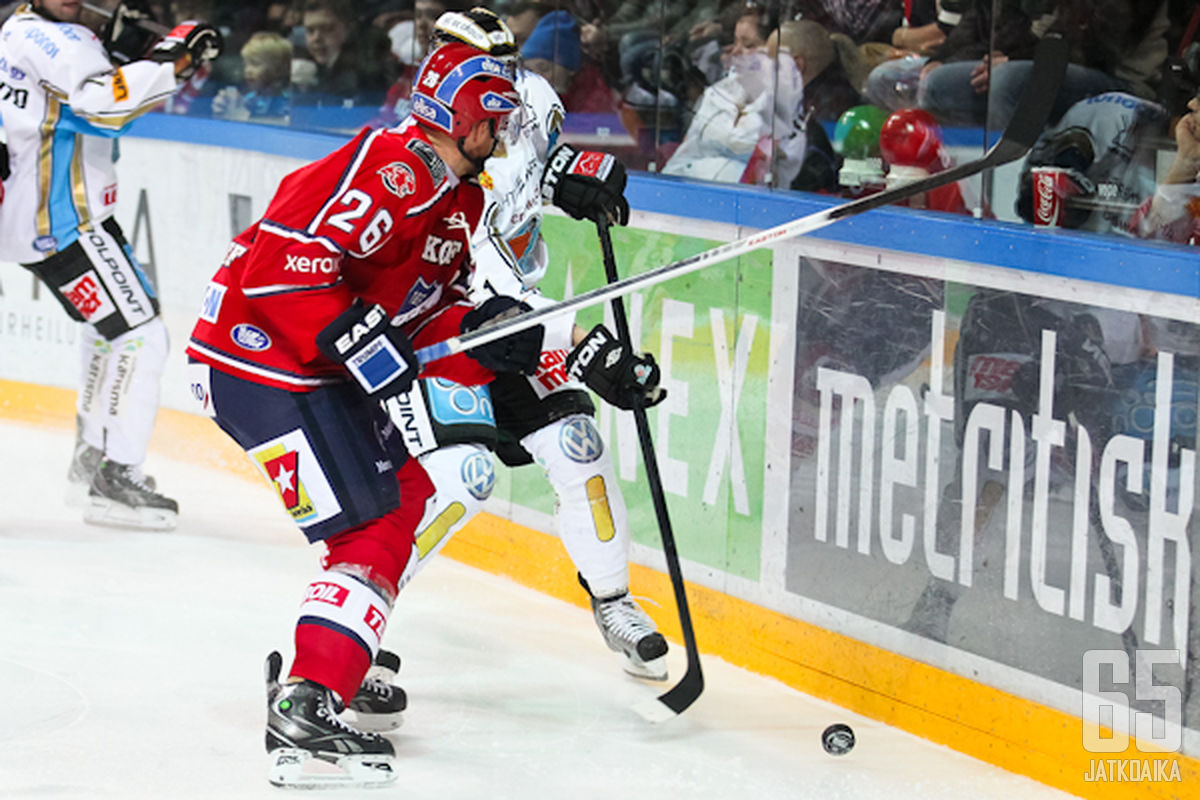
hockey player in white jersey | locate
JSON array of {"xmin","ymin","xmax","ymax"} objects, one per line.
[
  {"xmin": 0, "ymin": 1, "xmax": 220, "ymax": 529},
  {"xmin": 385, "ymin": 7, "xmax": 671, "ymax": 681}
]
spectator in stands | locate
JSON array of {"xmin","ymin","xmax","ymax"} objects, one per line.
[
  {"xmin": 919, "ymin": 0, "xmax": 1169, "ymax": 130},
  {"xmin": 507, "ymin": 1, "xmax": 548, "ymax": 48},
  {"xmin": 522, "ymin": 9, "xmax": 621, "ymax": 113},
  {"xmin": 292, "ymin": 0, "xmax": 390, "ymax": 107},
  {"xmin": 212, "ymin": 31, "xmax": 294, "ymax": 121},
  {"xmin": 662, "ymin": 31, "xmax": 807, "ymax": 187},
  {"xmin": 863, "ymin": 0, "xmax": 950, "ymax": 111},
  {"xmin": 1132, "ymin": 95, "xmax": 1200, "ymax": 244},
  {"xmin": 789, "ymin": 0, "xmax": 903, "ymax": 46},
  {"xmin": 766, "ymin": 18, "xmax": 863, "ymax": 122}
]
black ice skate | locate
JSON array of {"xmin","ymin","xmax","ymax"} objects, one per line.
[
  {"xmin": 84, "ymin": 459, "xmax": 176, "ymax": 531},
  {"xmin": 347, "ymin": 649, "xmax": 407, "ymax": 732},
  {"xmin": 65, "ymin": 438, "xmax": 102, "ymax": 507},
  {"xmin": 264, "ymin": 651, "xmax": 397, "ymax": 789},
  {"xmin": 583, "ymin": 576, "xmax": 669, "ymax": 681}
]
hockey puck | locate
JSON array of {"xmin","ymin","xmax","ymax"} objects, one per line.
[{"xmin": 821, "ymin": 723, "xmax": 855, "ymax": 755}]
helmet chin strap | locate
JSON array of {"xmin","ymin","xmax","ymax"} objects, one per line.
[{"xmin": 456, "ymin": 119, "xmax": 498, "ymax": 176}]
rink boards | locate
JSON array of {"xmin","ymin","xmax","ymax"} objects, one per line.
[{"xmin": 2, "ymin": 115, "xmax": 1199, "ymax": 799}]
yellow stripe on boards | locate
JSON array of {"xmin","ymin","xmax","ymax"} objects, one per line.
[
  {"xmin": 3, "ymin": 377, "xmax": 1197, "ymax": 799},
  {"xmin": 585, "ymin": 474, "xmax": 615, "ymax": 542}
]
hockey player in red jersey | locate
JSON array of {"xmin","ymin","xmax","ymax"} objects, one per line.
[{"xmin": 186, "ymin": 42, "xmax": 555, "ymax": 788}]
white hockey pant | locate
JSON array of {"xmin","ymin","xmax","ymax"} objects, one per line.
[{"xmin": 76, "ymin": 316, "xmax": 168, "ymax": 466}]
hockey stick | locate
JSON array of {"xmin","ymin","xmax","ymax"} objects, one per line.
[
  {"xmin": 594, "ymin": 215, "xmax": 703, "ymax": 722},
  {"xmin": 82, "ymin": 2, "xmax": 172, "ymax": 36},
  {"xmin": 416, "ymin": 32, "xmax": 1069, "ymax": 368}
]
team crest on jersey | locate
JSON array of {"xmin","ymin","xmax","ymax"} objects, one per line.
[
  {"xmin": 378, "ymin": 161, "xmax": 416, "ymax": 198},
  {"xmin": 250, "ymin": 431, "xmax": 341, "ymax": 526},
  {"xmin": 392, "ymin": 276, "xmax": 441, "ymax": 326},
  {"xmin": 62, "ymin": 270, "xmax": 116, "ymax": 322}
]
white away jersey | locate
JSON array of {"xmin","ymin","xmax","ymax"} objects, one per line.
[
  {"xmin": 469, "ymin": 70, "xmax": 577, "ymax": 356},
  {"xmin": 0, "ymin": 5, "xmax": 178, "ymax": 263}
]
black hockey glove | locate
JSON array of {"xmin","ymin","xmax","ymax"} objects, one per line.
[
  {"xmin": 102, "ymin": 0, "xmax": 160, "ymax": 65},
  {"xmin": 149, "ymin": 21, "xmax": 224, "ymax": 80},
  {"xmin": 565, "ymin": 324, "xmax": 665, "ymax": 410},
  {"xmin": 460, "ymin": 296, "xmax": 545, "ymax": 376},
  {"xmin": 541, "ymin": 143, "xmax": 630, "ymax": 225},
  {"xmin": 316, "ymin": 300, "xmax": 419, "ymax": 399}
]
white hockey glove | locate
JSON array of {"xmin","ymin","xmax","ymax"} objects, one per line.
[
  {"xmin": 316, "ymin": 300, "xmax": 419, "ymax": 400},
  {"xmin": 565, "ymin": 324, "xmax": 665, "ymax": 410},
  {"xmin": 149, "ymin": 21, "xmax": 223, "ymax": 80}
]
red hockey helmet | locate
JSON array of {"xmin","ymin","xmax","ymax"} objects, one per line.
[
  {"xmin": 879, "ymin": 108, "xmax": 946, "ymax": 170},
  {"xmin": 411, "ymin": 41, "xmax": 520, "ymax": 139}
]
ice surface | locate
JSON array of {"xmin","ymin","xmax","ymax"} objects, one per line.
[{"xmin": 0, "ymin": 420, "xmax": 1076, "ymax": 799}]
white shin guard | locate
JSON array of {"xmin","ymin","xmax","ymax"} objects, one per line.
[
  {"xmin": 76, "ymin": 317, "xmax": 169, "ymax": 465},
  {"xmin": 520, "ymin": 414, "xmax": 631, "ymax": 597},
  {"xmin": 410, "ymin": 444, "xmax": 495, "ymax": 577}
]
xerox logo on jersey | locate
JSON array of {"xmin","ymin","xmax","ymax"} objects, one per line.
[
  {"xmin": 250, "ymin": 432, "xmax": 341, "ymax": 527},
  {"xmin": 61, "ymin": 271, "xmax": 116, "ymax": 322},
  {"xmin": 421, "ymin": 234, "xmax": 463, "ymax": 265},
  {"xmin": 284, "ymin": 253, "xmax": 338, "ymax": 274},
  {"xmin": 231, "ymin": 323, "xmax": 271, "ymax": 351},
  {"xmin": 305, "ymin": 581, "xmax": 349, "ymax": 606},
  {"xmin": 378, "ymin": 162, "xmax": 416, "ymax": 198}
]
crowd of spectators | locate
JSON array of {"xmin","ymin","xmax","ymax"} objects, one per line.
[{"xmin": 0, "ymin": 0, "xmax": 1196, "ymax": 234}]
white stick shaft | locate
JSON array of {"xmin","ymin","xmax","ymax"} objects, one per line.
[{"xmin": 415, "ymin": 205, "xmax": 839, "ymax": 364}]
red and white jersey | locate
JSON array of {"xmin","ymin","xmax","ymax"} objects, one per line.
[{"xmin": 187, "ymin": 120, "xmax": 493, "ymax": 391}]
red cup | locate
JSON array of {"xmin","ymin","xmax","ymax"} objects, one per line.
[{"xmin": 1031, "ymin": 166, "xmax": 1080, "ymax": 228}]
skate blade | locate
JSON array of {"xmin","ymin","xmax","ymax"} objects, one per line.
[
  {"xmin": 622, "ymin": 653, "xmax": 668, "ymax": 682},
  {"xmin": 267, "ymin": 748, "xmax": 396, "ymax": 789},
  {"xmin": 348, "ymin": 710, "xmax": 404, "ymax": 733},
  {"xmin": 84, "ymin": 498, "xmax": 178, "ymax": 532}
]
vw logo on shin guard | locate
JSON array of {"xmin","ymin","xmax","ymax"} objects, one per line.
[
  {"xmin": 559, "ymin": 417, "xmax": 603, "ymax": 463},
  {"xmin": 461, "ymin": 451, "xmax": 495, "ymax": 501}
]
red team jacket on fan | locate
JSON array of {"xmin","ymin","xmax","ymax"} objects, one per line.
[{"xmin": 187, "ymin": 120, "xmax": 495, "ymax": 390}]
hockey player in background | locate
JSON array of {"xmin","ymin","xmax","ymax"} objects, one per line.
[
  {"xmin": 0, "ymin": 0, "xmax": 221, "ymax": 530},
  {"xmin": 386, "ymin": 7, "xmax": 672, "ymax": 682},
  {"xmin": 186, "ymin": 38, "xmax": 662, "ymax": 786}
]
